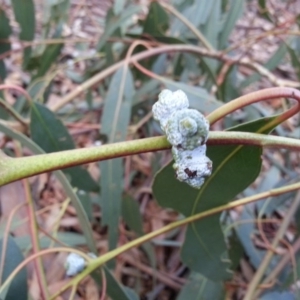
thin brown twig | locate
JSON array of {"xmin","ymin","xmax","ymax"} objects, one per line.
[
  {"xmin": 18, "ymin": 138, "xmax": 49, "ymax": 300},
  {"xmin": 279, "ymin": 238, "xmax": 298, "ymax": 284},
  {"xmin": 0, "ymin": 97, "xmax": 28, "ymax": 126},
  {"xmin": 52, "ymin": 44, "xmax": 299, "ymax": 112},
  {"xmin": 261, "ymin": 237, "xmax": 300, "ymax": 288},
  {"xmin": 257, "ymin": 218, "xmax": 278, "ymax": 254},
  {"xmin": 122, "ymin": 253, "xmax": 183, "ymax": 290},
  {"xmin": 23, "ymin": 178, "xmax": 49, "ymax": 299},
  {"xmin": 0, "ymin": 37, "xmax": 95, "ymax": 61},
  {"xmin": 100, "ymin": 268, "xmax": 107, "ymax": 300}
]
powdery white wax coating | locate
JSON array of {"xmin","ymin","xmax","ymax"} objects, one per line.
[
  {"xmin": 65, "ymin": 253, "xmax": 86, "ymax": 276},
  {"xmin": 165, "ymin": 109, "xmax": 209, "ymax": 150},
  {"xmin": 179, "ymin": 117, "xmax": 198, "ymax": 136},
  {"xmin": 172, "ymin": 145, "xmax": 212, "ymax": 189},
  {"xmin": 152, "ymin": 89, "xmax": 189, "ymax": 130}
]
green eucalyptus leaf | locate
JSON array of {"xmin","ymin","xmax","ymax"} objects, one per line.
[
  {"xmin": 30, "ymin": 102, "xmax": 99, "ymax": 192},
  {"xmin": 34, "ymin": 42, "xmax": 63, "ymax": 79},
  {"xmin": 199, "ymin": 0, "xmax": 220, "ymax": 78},
  {"xmin": 240, "ymin": 43, "xmax": 287, "ymax": 88},
  {"xmin": 124, "ymin": 287, "xmax": 140, "ymax": 300},
  {"xmin": 97, "ymin": 6, "xmax": 142, "ymax": 51},
  {"xmin": 113, "ymin": 0, "xmax": 126, "ymax": 15},
  {"xmin": 0, "ymin": 236, "xmax": 27, "ymax": 300},
  {"xmin": 219, "ymin": 0, "xmax": 244, "ymax": 49},
  {"xmin": 14, "ymin": 232, "xmax": 87, "ymax": 250},
  {"xmin": 0, "ymin": 59, "xmax": 5, "ymax": 82},
  {"xmin": 164, "ymin": 81, "xmax": 222, "ymax": 114},
  {"xmin": 170, "ymin": 1, "xmax": 214, "ymax": 36},
  {"xmin": 143, "ymin": 2, "xmax": 169, "ymax": 36},
  {"xmin": 0, "ymin": 9, "xmax": 12, "ymax": 80},
  {"xmin": 122, "ymin": 196, "xmax": 144, "ymax": 236},
  {"xmin": 228, "ymin": 230, "xmax": 244, "ymax": 271},
  {"xmin": 122, "ymin": 196, "xmax": 156, "ymax": 267},
  {"xmin": 201, "ymin": 0, "xmax": 220, "ymax": 49},
  {"xmin": 286, "ymin": 44, "xmax": 300, "ymax": 80},
  {"xmin": 259, "ymin": 291, "xmax": 295, "ymax": 300},
  {"xmin": 218, "ymin": 65, "xmax": 240, "ymax": 102},
  {"xmin": 153, "ymin": 116, "xmax": 277, "ymax": 280},
  {"xmin": 11, "ymin": 0, "xmax": 35, "ymax": 68},
  {"xmin": 104, "ymin": 266, "xmax": 139, "ymax": 300},
  {"xmin": 177, "ymin": 272, "xmax": 224, "ymax": 300},
  {"xmin": 258, "ymin": 0, "xmax": 273, "ymax": 23},
  {"xmin": 235, "ymin": 209, "xmax": 266, "ymax": 270},
  {"xmin": 99, "ymin": 67, "xmax": 135, "ymax": 255},
  {"xmin": 0, "ymin": 10, "xmax": 11, "ymax": 54}
]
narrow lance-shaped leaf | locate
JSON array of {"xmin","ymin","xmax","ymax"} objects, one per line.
[
  {"xmin": 122, "ymin": 196, "xmax": 156, "ymax": 267},
  {"xmin": 103, "ymin": 266, "xmax": 139, "ymax": 300},
  {"xmin": 97, "ymin": 5, "xmax": 142, "ymax": 51},
  {"xmin": 258, "ymin": 0, "xmax": 273, "ymax": 23},
  {"xmin": 99, "ymin": 67, "xmax": 135, "ymax": 255},
  {"xmin": 113, "ymin": 0, "xmax": 126, "ymax": 15},
  {"xmin": 34, "ymin": 39, "xmax": 63, "ymax": 79},
  {"xmin": 234, "ymin": 209, "xmax": 267, "ymax": 271},
  {"xmin": 240, "ymin": 43, "xmax": 287, "ymax": 88},
  {"xmin": 177, "ymin": 272, "xmax": 224, "ymax": 300},
  {"xmin": 153, "ymin": 116, "xmax": 277, "ymax": 280},
  {"xmin": 219, "ymin": 0, "xmax": 244, "ymax": 49},
  {"xmin": 198, "ymin": 0, "xmax": 221, "ymax": 81},
  {"xmin": 286, "ymin": 42, "xmax": 300, "ymax": 81},
  {"xmin": 11, "ymin": 0, "xmax": 35, "ymax": 68},
  {"xmin": 0, "ymin": 236, "xmax": 27, "ymax": 300},
  {"xmin": 170, "ymin": 1, "xmax": 214, "ymax": 36},
  {"xmin": 143, "ymin": 2, "xmax": 169, "ymax": 36},
  {"xmin": 30, "ymin": 0, "xmax": 69, "ymax": 78},
  {"xmin": 0, "ymin": 9, "xmax": 12, "ymax": 80}
]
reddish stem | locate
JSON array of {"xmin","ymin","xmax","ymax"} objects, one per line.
[{"xmin": 207, "ymin": 87, "xmax": 300, "ymax": 131}]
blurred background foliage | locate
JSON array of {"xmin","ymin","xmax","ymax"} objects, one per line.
[{"xmin": 1, "ymin": 0, "xmax": 300, "ymax": 299}]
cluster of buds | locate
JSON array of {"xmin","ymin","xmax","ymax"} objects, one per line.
[{"xmin": 153, "ymin": 90, "xmax": 212, "ymax": 189}]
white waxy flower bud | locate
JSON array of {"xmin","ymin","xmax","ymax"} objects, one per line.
[
  {"xmin": 153, "ymin": 89, "xmax": 212, "ymax": 189},
  {"xmin": 165, "ymin": 109, "xmax": 209, "ymax": 150},
  {"xmin": 172, "ymin": 146, "xmax": 212, "ymax": 189},
  {"xmin": 152, "ymin": 89, "xmax": 189, "ymax": 130}
]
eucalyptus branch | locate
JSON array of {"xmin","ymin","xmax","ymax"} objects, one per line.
[{"xmin": 1, "ymin": 131, "xmax": 300, "ymax": 187}]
